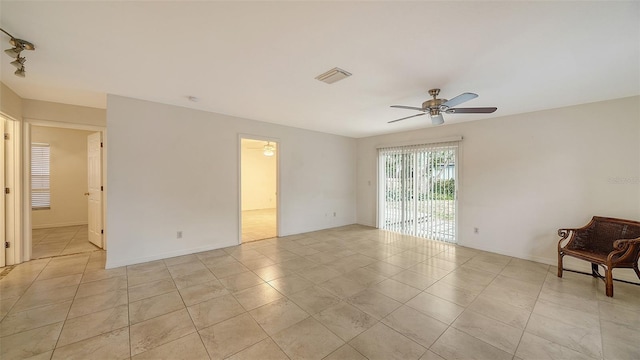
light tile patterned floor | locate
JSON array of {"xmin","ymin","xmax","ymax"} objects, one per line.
[
  {"xmin": 32, "ymin": 226, "xmax": 101, "ymax": 259},
  {"xmin": 242, "ymin": 208, "xmax": 277, "ymax": 242},
  {"xmin": 1, "ymin": 225, "xmax": 639, "ymax": 359}
]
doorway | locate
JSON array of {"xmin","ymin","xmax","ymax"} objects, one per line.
[
  {"xmin": 30, "ymin": 125, "xmax": 103, "ymax": 259},
  {"xmin": 240, "ymin": 138, "xmax": 278, "ymax": 243}
]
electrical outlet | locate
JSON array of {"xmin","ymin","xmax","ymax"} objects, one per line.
[
  {"xmin": 177, "ymin": 231, "xmax": 183, "ymax": 239},
  {"xmin": 474, "ymin": 227, "xmax": 479, "ymax": 234}
]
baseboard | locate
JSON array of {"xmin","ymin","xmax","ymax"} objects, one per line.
[
  {"xmin": 281, "ymin": 220, "xmax": 357, "ymax": 237},
  {"xmin": 32, "ymin": 222, "xmax": 88, "ymax": 230},
  {"xmin": 456, "ymin": 241, "xmax": 640, "ymax": 284},
  {"xmin": 104, "ymin": 239, "xmax": 238, "ymax": 269}
]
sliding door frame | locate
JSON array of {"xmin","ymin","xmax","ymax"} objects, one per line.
[{"xmin": 376, "ymin": 136, "xmax": 462, "ymax": 243}]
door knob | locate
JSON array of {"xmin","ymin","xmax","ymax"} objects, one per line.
[{"xmin": 84, "ymin": 192, "xmax": 90, "ymax": 196}]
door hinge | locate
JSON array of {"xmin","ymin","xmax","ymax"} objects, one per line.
[
  {"xmin": 4, "ymin": 188, "xmax": 9, "ymax": 194},
  {"xmin": 5, "ymin": 242, "xmax": 9, "ymax": 249},
  {"xmin": 101, "ymin": 229, "xmax": 104, "ymax": 234},
  {"xmin": 100, "ymin": 186, "xmax": 103, "ymax": 191},
  {"xmin": 3, "ymin": 133, "xmax": 8, "ymax": 140},
  {"xmin": 100, "ymin": 142, "xmax": 103, "ymax": 148}
]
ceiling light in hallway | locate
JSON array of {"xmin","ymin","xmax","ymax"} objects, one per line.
[{"xmin": 1, "ymin": 27, "xmax": 35, "ymax": 78}]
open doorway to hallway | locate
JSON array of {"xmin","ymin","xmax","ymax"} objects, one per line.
[
  {"xmin": 30, "ymin": 126, "xmax": 102, "ymax": 259},
  {"xmin": 240, "ymin": 138, "xmax": 278, "ymax": 242}
]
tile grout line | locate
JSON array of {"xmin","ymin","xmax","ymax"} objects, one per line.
[
  {"xmin": 48, "ymin": 253, "xmax": 91, "ymax": 358},
  {"xmin": 0, "ymin": 257, "xmax": 51, "ymax": 330},
  {"xmin": 176, "ymin": 256, "xmax": 214, "ymax": 360},
  {"xmin": 507, "ymin": 256, "xmax": 537, "ymax": 360},
  {"xmin": 596, "ymin": 300, "xmax": 605, "ymax": 360},
  {"xmin": 126, "ymin": 263, "xmax": 132, "ymax": 359}
]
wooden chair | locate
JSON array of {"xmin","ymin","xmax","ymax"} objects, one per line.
[{"xmin": 557, "ymin": 216, "xmax": 640, "ymax": 297}]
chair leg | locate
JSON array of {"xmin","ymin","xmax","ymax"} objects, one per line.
[
  {"xmin": 591, "ymin": 263, "xmax": 601, "ymax": 277},
  {"xmin": 633, "ymin": 262, "xmax": 640, "ymax": 280},
  {"xmin": 557, "ymin": 253, "xmax": 563, "ymax": 278},
  {"xmin": 605, "ymin": 268, "xmax": 614, "ymax": 297}
]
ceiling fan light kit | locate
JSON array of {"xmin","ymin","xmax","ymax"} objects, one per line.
[
  {"xmin": 389, "ymin": 88, "xmax": 497, "ymax": 126},
  {"xmin": 431, "ymin": 113, "xmax": 445, "ymax": 125},
  {"xmin": 263, "ymin": 142, "xmax": 275, "ymax": 157},
  {"xmin": 1, "ymin": 28, "xmax": 35, "ymax": 78}
]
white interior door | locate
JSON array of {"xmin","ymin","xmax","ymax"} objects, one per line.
[
  {"xmin": 1, "ymin": 119, "xmax": 6, "ymax": 267},
  {"xmin": 87, "ymin": 132, "xmax": 103, "ymax": 248}
]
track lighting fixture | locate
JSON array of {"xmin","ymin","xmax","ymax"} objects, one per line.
[{"xmin": 1, "ymin": 28, "xmax": 35, "ymax": 78}]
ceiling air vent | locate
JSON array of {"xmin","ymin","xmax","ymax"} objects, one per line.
[{"xmin": 315, "ymin": 67, "xmax": 352, "ymax": 84}]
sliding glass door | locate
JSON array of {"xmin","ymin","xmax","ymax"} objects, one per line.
[{"xmin": 379, "ymin": 141, "xmax": 458, "ymax": 243}]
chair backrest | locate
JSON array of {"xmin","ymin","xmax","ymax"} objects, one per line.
[{"xmin": 569, "ymin": 216, "xmax": 640, "ymax": 254}]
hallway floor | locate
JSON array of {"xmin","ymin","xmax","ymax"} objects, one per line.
[
  {"xmin": 31, "ymin": 226, "xmax": 101, "ymax": 259},
  {"xmin": 1, "ymin": 225, "xmax": 638, "ymax": 359},
  {"xmin": 242, "ymin": 208, "xmax": 277, "ymax": 242}
]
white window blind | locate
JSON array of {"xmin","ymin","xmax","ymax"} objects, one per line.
[
  {"xmin": 378, "ymin": 141, "xmax": 459, "ymax": 243},
  {"xmin": 32, "ymin": 143, "xmax": 51, "ymax": 210}
]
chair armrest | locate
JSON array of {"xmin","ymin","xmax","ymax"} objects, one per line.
[
  {"xmin": 613, "ymin": 238, "xmax": 640, "ymax": 250},
  {"xmin": 558, "ymin": 228, "xmax": 580, "ymax": 250},
  {"xmin": 558, "ymin": 228, "xmax": 577, "ymax": 240},
  {"xmin": 558, "ymin": 218, "xmax": 599, "ymax": 250},
  {"xmin": 608, "ymin": 238, "xmax": 640, "ymax": 264}
]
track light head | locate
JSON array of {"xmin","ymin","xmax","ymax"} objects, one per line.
[
  {"xmin": 10, "ymin": 57, "xmax": 26, "ymax": 68},
  {"xmin": 14, "ymin": 67, "xmax": 25, "ymax": 77},
  {"xmin": 4, "ymin": 47, "xmax": 22, "ymax": 57}
]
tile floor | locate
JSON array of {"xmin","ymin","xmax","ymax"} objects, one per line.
[
  {"xmin": 1, "ymin": 225, "xmax": 639, "ymax": 360},
  {"xmin": 32, "ymin": 226, "xmax": 101, "ymax": 259},
  {"xmin": 242, "ymin": 208, "xmax": 277, "ymax": 242}
]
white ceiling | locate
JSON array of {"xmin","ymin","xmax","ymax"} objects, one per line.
[{"xmin": 1, "ymin": 1, "xmax": 638, "ymax": 138}]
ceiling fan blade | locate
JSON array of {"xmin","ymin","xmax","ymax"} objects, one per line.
[
  {"xmin": 431, "ymin": 114, "xmax": 444, "ymax": 125},
  {"xmin": 388, "ymin": 113, "xmax": 425, "ymax": 124},
  {"xmin": 446, "ymin": 107, "xmax": 497, "ymax": 114},
  {"xmin": 391, "ymin": 105, "xmax": 424, "ymax": 111},
  {"xmin": 441, "ymin": 92, "xmax": 478, "ymax": 108}
]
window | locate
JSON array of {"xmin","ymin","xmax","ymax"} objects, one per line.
[
  {"xmin": 32, "ymin": 143, "xmax": 51, "ymax": 210},
  {"xmin": 378, "ymin": 140, "xmax": 459, "ymax": 243}
]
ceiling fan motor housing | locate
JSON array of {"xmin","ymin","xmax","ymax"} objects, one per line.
[{"xmin": 422, "ymin": 98, "xmax": 447, "ymax": 112}]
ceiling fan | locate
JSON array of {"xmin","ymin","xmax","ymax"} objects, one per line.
[
  {"xmin": 389, "ymin": 88, "xmax": 497, "ymax": 125},
  {"xmin": 244, "ymin": 140, "xmax": 276, "ymax": 157}
]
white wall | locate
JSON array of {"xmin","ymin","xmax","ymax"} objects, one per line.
[
  {"xmin": 22, "ymin": 99, "xmax": 106, "ymax": 127},
  {"xmin": 1, "ymin": 82, "xmax": 22, "ymax": 120},
  {"xmin": 106, "ymin": 95, "xmax": 356, "ymax": 268},
  {"xmin": 31, "ymin": 126, "xmax": 94, "ymax": 228},
  {"xmin": 357, "ymin": 96, "xmax": 640, "ymax": 280},
  {"xmin": 241, "ymin": 142, "xmax": 277, "ymax": 211}
]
